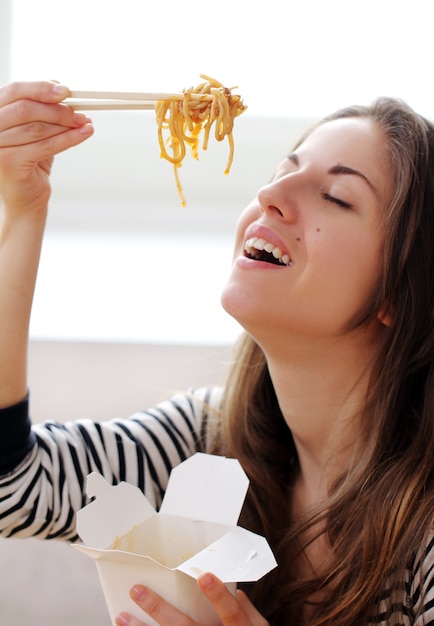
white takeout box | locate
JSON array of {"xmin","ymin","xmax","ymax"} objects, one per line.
[{"xmin": 74, "ymin": 453, "xmax": 277, "ymax": 626}]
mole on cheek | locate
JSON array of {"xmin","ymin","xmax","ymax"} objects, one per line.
[
  {"xmin": 316, "ymin": 228, "xmax": 321, "ymax": 232},
  {"xmin": 295, "ymin": 237, "xmax": 301, "ymax": 242}
]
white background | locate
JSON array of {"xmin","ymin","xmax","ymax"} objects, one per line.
[{"xmin": 8, "ymin": 0, "xmax": 434, "ymax": 118}]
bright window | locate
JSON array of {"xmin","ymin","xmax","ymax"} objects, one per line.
[{"xmin": 8, "ymin": 0, "xmax": 434, "ymax": 118}]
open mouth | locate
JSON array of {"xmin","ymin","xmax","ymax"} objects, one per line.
[{"xmin": 244, "ymin": 237, "xmax": 293, "ymax": 266}]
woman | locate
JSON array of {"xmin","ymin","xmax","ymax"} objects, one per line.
[{"xmin": 0, "ymin": 82, "xmax": 432, "ymax": 625}]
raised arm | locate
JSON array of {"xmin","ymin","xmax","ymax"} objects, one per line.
[{"xmin": 0, "ymin": 81, "xmax": 93, "ymax": 406}]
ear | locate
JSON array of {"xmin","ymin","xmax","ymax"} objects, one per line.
[{"xmin": 377, "ymin": 306, "xmax": 393, "ymax": 327}]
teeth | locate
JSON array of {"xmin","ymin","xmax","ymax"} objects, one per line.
[
  {"xmin": 252, "ymin": 237, "xmax": 266, "ymax": 250},
  {"xmin": 272, "ymin": 247, "xmax": 282, "ymax": 259},
  {"xmin": 245, "ymin": 236, "xmax": 293, "ymax": 266}
]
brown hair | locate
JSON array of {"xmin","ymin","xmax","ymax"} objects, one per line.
[{"xmin": 214, "ymin": 98, "xmax": 434, "ymax": 624}]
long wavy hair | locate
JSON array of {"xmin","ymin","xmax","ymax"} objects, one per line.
[{"xmin": 213, "ymin": 98, "xmax": 434, "ymax": 624}]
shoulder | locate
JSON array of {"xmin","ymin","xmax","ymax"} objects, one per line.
[
  {"xmin": 131, "ymin": 386, "xmax": 223, "ymax": 427},
  {"xmin": 109, "ymin": 386, "xmax": 224, "ymax": 453},
  {"xmin": 137, "ymin": 386, "xmax": 224, "ymax": 451}
]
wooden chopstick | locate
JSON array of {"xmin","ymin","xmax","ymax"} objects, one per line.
[
  {"xmin": 69, "ymin": 90, "xmax": 183, "ymax": 101},
  {"xmin": 66, "ymin": 99, "xmax": 157, "ymax": 111},
  {"xmin": 65, "ymin": 90, "xmax": 214, "ymax": 111}
]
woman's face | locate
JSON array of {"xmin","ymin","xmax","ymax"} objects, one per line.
[{"xmin": 221, "ymin": 117, "xmax": 393, "ymax": 344}]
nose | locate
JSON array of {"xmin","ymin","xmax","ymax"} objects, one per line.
[{"xmin": 256, "ymin": 174, "xmax": 299, "ymax": 222}]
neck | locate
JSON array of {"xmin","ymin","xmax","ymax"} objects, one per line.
[{"xmin": 263, "ymin": 324, "xmax": 381, "ymax": 493}]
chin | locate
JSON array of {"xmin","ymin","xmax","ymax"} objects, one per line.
[
  {"xmin": 220, "ymin": 279, "xmax": 240, "ymax": 319},
  {"xmin": 220, "ymin": 279, "xmax": 266, "ymax": 339},
  {"xmin": 220, "ymin": 279, "xmax": 249, "ymax": 326}
]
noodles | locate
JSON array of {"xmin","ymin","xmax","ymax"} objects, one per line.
[{"xmin": 155, "ymin": 74, "xmax": 247, "ymax": 207}]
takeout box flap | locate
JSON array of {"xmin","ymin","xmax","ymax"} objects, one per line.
[
  {"xmin": 159, "ymin": 452, "xmax": 249, "ymax": 525},
  {"xmin": 76, "ymin": 453, "xmax": 250, "ymax": 548},
  {"xmin": 76, "ymin": 472, "xmax": 156, "ymax": 549},
  {"xmin": 177, "ymin": 526, "xmax": 278, "ymax": 582}
]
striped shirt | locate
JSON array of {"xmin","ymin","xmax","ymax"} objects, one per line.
[{"xmin": 0, "ymin": 387, "xmax": 433, "ymax": 624}]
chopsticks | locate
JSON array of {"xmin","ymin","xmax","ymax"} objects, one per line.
[{"xmin": 65, "ymin": 90, "xmax": 213, "ymax": 111}]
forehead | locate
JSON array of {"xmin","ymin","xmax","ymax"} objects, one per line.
[{"xmin": 298, "ymin": 117, "xmax": 381, "ymax": 158}]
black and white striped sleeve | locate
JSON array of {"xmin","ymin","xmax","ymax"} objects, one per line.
[
  {"xmin": 411, "ymin": 533, "xmax": 434, "ymax": 625},
  {"xmin": 0, "ymin": 386, "xmax": 223, "ymax": 542}
]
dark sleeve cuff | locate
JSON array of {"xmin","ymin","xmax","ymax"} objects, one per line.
[{"xmin": 0, "ymin": 394, "xmax": 36, "ymax": 474}]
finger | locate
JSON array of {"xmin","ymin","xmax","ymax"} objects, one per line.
[
  {"xmin": 198, "ymin": 573, "xmax": 269, "ymax": 626},
  {"xmin": 0, "ymin": 115, "xmax": 91, "ymax": 148},
  {"xmin": 128, "ymin": 584, "xmax": 199, "ymax": 626},
  {"xmin": 197, "ymin": 573, "xmax": 250, "ymax": 625},
  {"xmin": 0, "ymin": 81, "xmax": 70, "ymax": 108},
  {"xmin": 0, "ymin": 100, "xmax": 88, "ymax": 137},
  {"xmin": 115, "ymin": 611, "xmax": 149, "ymax": 626}
]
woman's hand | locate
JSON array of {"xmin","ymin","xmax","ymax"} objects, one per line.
[
  {"xmin": 0, "ymin": 80, "xmax": 93, "ymax": 406},
  {"xmin": 0, "ymin": 80, "xmax": 93, "ymax": 215},
  {"xmin": 115, "ymin": 573, "xmax": 269, "ymax": 626}
]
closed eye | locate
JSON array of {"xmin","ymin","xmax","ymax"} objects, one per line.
[{"xmin": 321, "ymin": 192, "xmax": 352, "ymax": 210}]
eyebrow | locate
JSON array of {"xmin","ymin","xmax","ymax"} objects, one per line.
[{"xmin": 287, "ymin": 153, "xmax": 378, "ymax": 196}]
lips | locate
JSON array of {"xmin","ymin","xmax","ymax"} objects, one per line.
[{"xmin": 244, "ymin": 236, "xmax": 293, "ymax": 267}]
